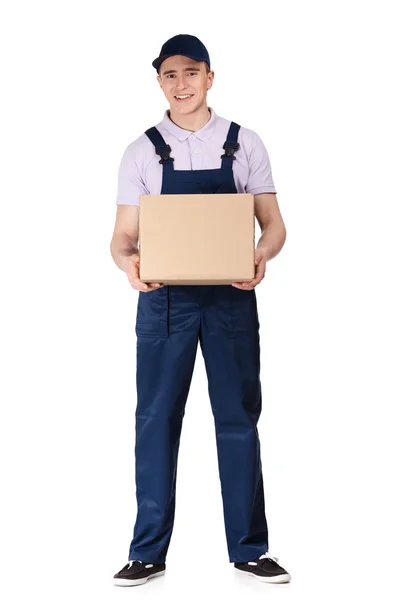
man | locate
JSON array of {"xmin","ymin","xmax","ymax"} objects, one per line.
[{"xmin": 110, "ymin": 34, "xmax": 290, "ymax": 586}]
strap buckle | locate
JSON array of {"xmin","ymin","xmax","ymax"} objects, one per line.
[
  {"xmin": 156, "ymin": 144, "xmax": 174, "ymax": 164},
  {"xmin": 221, "ymin": 141, "xmax": 240, "ymax": 159}
]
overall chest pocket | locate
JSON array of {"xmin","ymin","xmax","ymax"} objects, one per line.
[{"xmin": 135, "ymin": 286, "xmax": 169, "ymax": 338}]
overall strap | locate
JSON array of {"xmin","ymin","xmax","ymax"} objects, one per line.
[
  {"xmin": 145, "ymin": 127, "xmax": 174, "ymax": 169},
  {"xmin": 221, "ymin": 122, "xmax": 241, "ymax": 169}
]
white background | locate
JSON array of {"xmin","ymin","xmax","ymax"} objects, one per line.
[{"xmin": 1, "ymin": 1, "xmax": 394, "ymax": 598}]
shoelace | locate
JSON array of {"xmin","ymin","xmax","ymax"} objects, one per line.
[
  {"xmin": 128, "ymin": 560, "xmax": 153, "ymax": 569},
  {"xmin": 248, "ymin": 551, "xmax": 279, "ymax": 566},
  {"xmin": 128, "ymin": 560, "xmax": 141, "ymax": 567}
]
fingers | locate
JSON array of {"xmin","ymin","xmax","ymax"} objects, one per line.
[
  {"xmin": 127, "ymin": 255, "xmax": 164, "ymax": 291},
  {"xmin": 145, "ymin": 282, "xmax": 165, "ymax": 292},
  {"xmin": 231, "ymin": 271, "xmax": 265, "ymax": 290},
  {"xmin": 231, "ymin": 281, "xmax": 255, "ymax": 290},
  {"xmin": 128, "ymin": 277, "xmax": 164, "ymax": 292},
  {"xmin": 128, "ymin": 277, "xmax": 147, "ymax": 291}
]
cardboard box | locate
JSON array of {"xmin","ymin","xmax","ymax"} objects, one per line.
[{"xmin": 138, "ymin": 193, "xmax": 255, "ymax": 285}]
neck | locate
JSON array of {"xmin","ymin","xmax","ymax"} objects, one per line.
[{"xmin": 168, "ymin": 104, "xmax": 211, "ymax": 133}]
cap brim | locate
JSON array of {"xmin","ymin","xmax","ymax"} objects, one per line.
[
  {"xmin": 152, "ymin": 54, "xmax": 174, "ymax": 71},
  {"xmin": 152, "ymin": 53, "xmax": 207, "ymax": 71}
]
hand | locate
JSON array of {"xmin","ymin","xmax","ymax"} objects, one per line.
[
  {"xmin": 126, "ymin": 253, "xmax": 164, "ymax": 292},
  {"xmin": 231, "ymin": 248, "xmax": 268, "ymax": 290}
]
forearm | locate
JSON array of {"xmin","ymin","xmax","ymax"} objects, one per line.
[
  {"xmin": 256, "ymin": 221, "xmax": 286, "ymax": 261},
  {"xmin": 110, "ymin": 234, "xmax": 139, "ymax": 273}
]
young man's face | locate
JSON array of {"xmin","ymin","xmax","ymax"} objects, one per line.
[{"xmin": 157, "ymin": 55, "xmax": 214, "ymax": 115}]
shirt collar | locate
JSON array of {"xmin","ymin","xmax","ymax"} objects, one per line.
[{"xmin": 161, "ymin": 107, "xmax": 217, "ymax": 142}]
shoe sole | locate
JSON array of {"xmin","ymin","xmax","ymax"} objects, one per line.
[
  {"xmin": 113, "ymin": 570, "xmax": 165, "ymax": 586},
  {"xmin": 235, "ymin": 569, "xmax": 291, "ymax": 584}
]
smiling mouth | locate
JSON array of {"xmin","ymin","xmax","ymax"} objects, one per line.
[{"xmin": 174, "ymin": 94, "xmax": 194, "ymax": 101}]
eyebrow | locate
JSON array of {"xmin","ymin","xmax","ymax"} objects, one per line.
[{"xmin": 161, "ymin": 67, "xmax": 201, "ymax": 76}]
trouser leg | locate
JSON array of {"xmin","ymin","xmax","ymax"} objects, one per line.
[
  {"xmin": 199, "ymin": 285, "xmax": 269, "ymax": 562},
  {"xmin": 129, "ymin": 286, "xmax": 200, "ymax": 563}
]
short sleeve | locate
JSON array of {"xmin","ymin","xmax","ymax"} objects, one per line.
[
  {"xmin": 115, "ymin": 144, "xmax": 149, "ymax": 206},
  {"xmin": 245, "ymin": 132, "xmax": 277, "ymax": 195}
]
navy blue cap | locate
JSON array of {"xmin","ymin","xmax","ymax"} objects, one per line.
[{"xmin": 152, "ymin": 34, "xmax": 210, "ymax": 73}]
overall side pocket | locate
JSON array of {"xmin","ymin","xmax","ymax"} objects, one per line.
[
  {"xmin": 230, "ymin": 286, "xmax": 260, "ymax": 335},
  {"xmin": 135, "ymin": 286, "xmax": 169, "ymax": 338}
]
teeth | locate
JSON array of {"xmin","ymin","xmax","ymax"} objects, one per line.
[{"xmin": 176, "ymin": 95, "xmax": 192, "ymax": 99}]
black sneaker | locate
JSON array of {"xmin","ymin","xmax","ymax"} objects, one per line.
[
  {"xmin": 234, "ymin": 552, "xmax": 291, "ymax": 583},
  {"xmin": 113, "ymin": 559, "xmax": 166, "ymax": 586}
]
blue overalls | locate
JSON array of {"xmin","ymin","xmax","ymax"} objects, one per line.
[{"xmin": 129, "ymin": 121, "xmax": 269, "ymax": 564}]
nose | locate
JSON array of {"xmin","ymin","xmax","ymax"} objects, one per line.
[{"xmin": 175, "ymin": 75, "xmax": 189, "ymax": 91}]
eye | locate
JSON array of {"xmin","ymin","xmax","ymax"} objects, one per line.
[{"xmin": 166, "ymin": 72, "xmax": 197, "ymax": 79}]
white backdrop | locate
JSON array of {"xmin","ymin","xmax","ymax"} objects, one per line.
[{"xmin": 1, "ymin": 1, "xmax": 394, "ymax": 598}]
